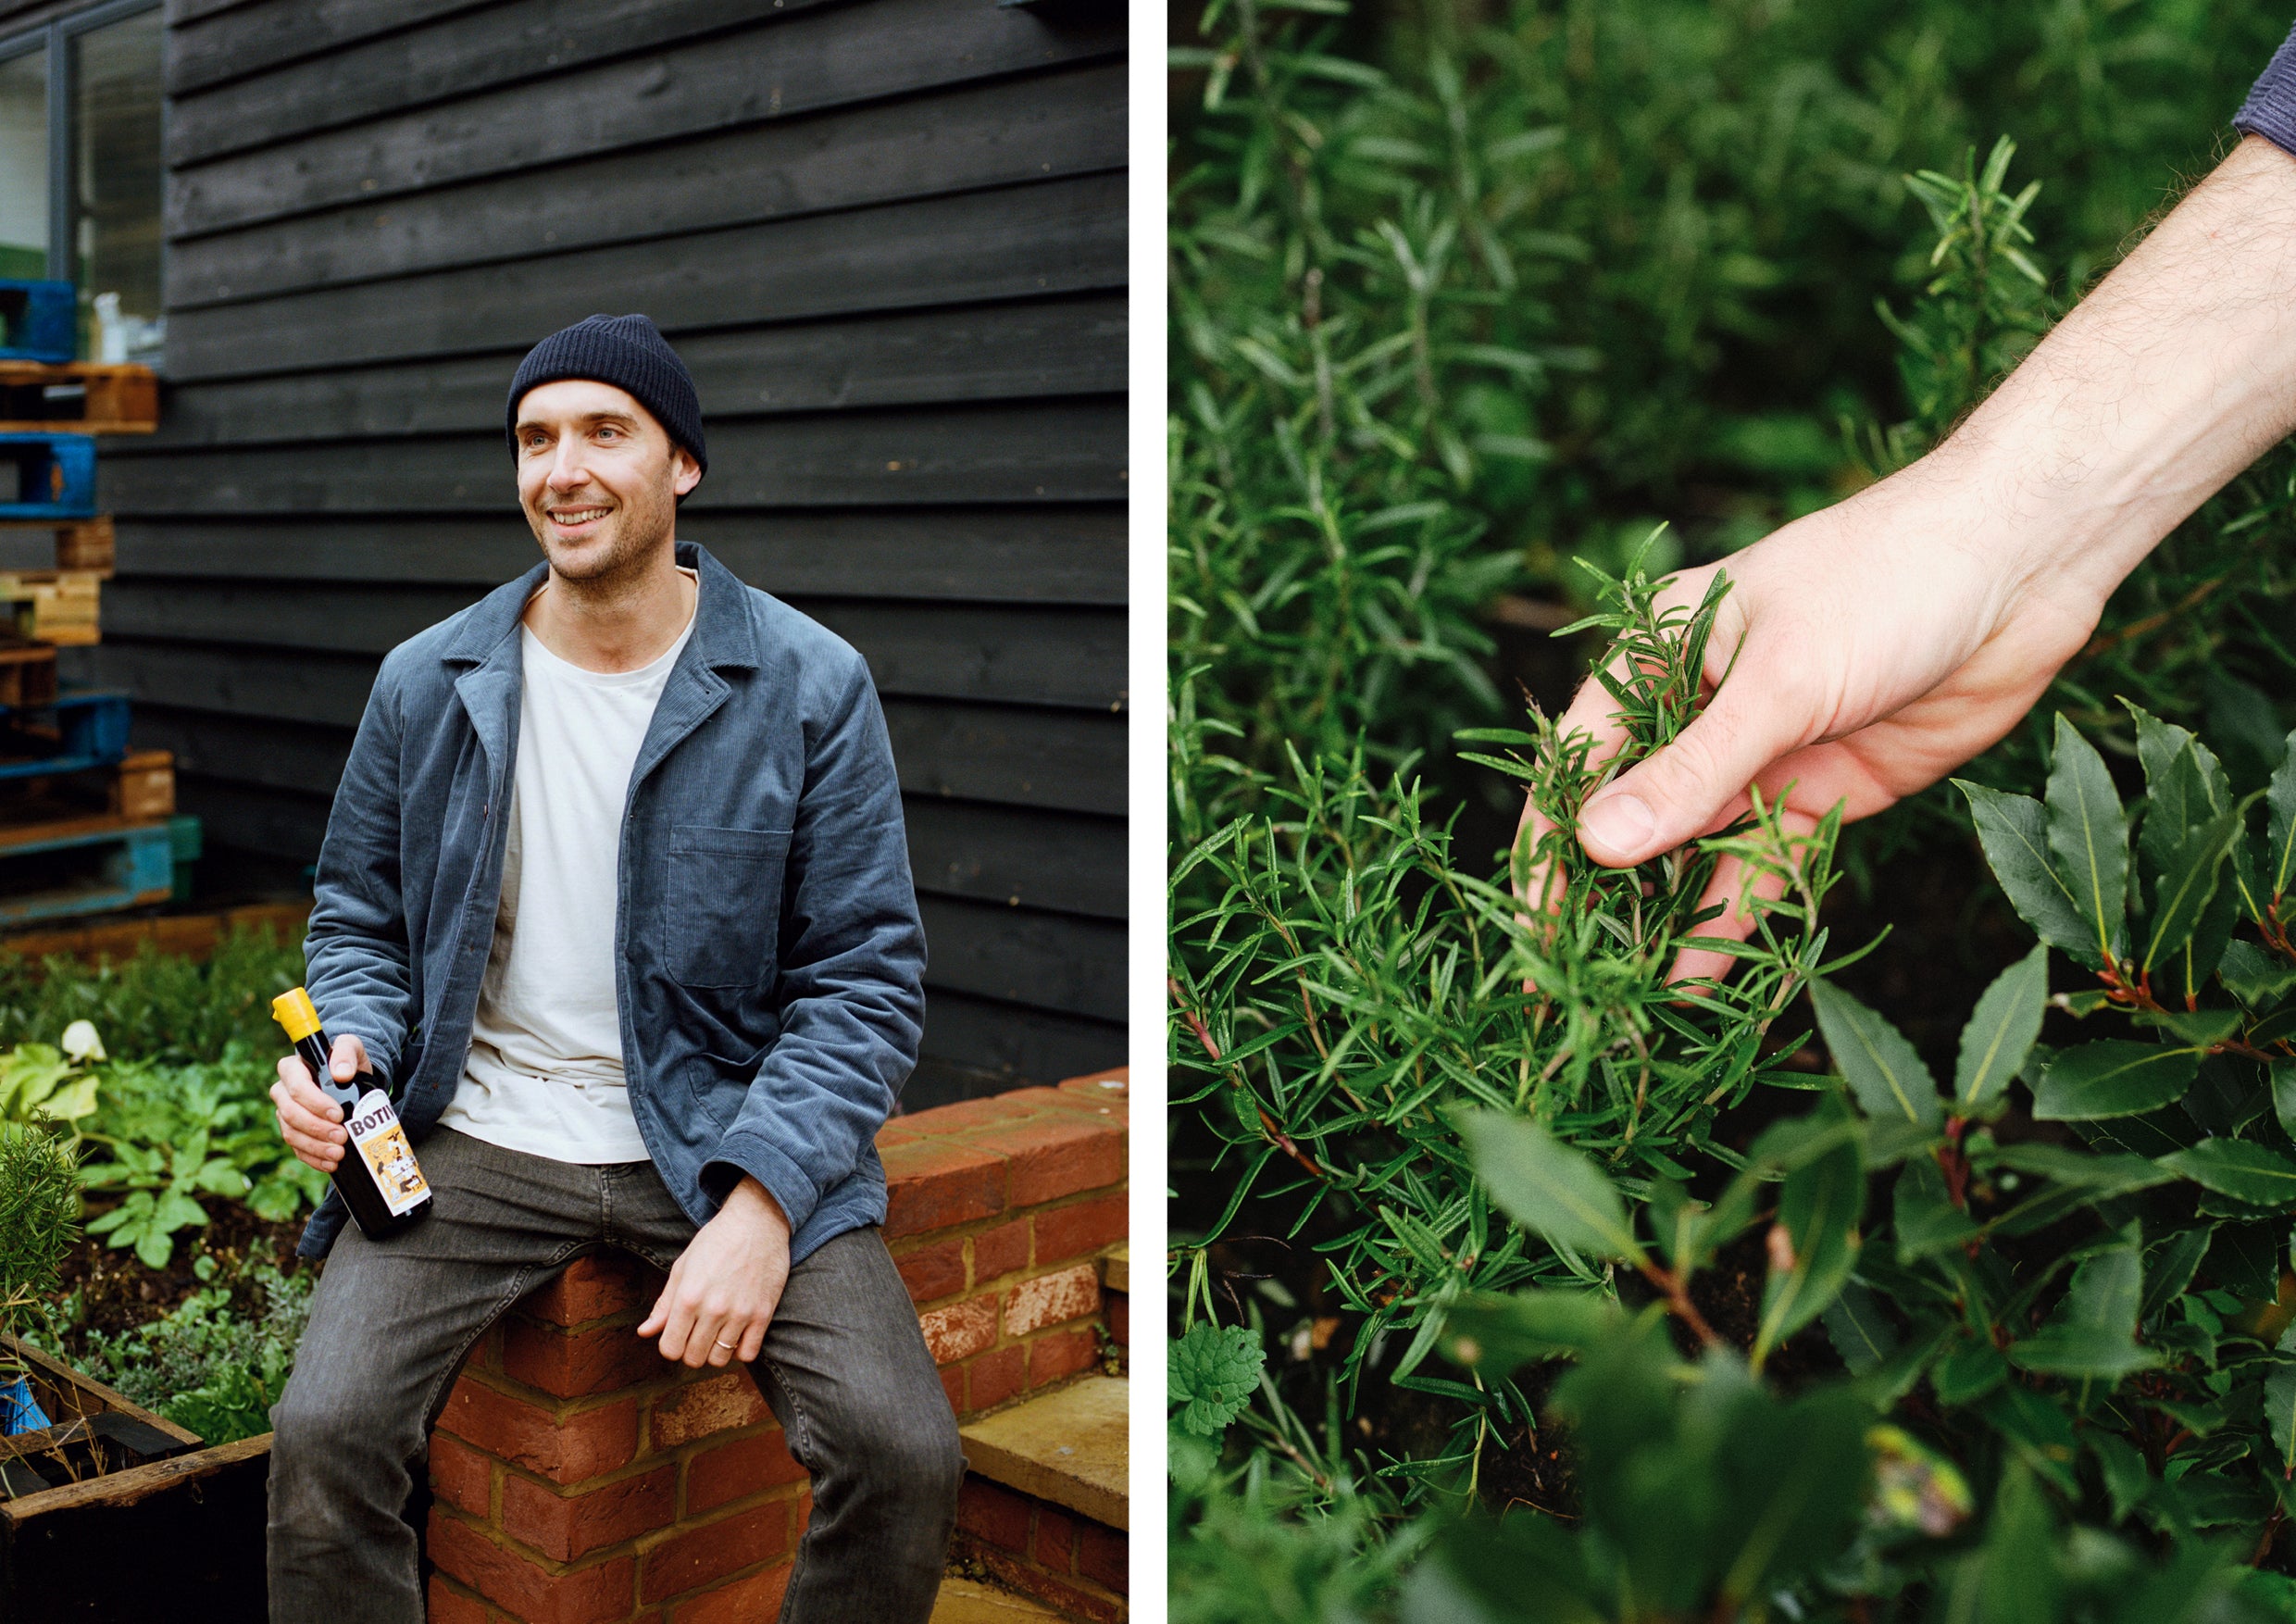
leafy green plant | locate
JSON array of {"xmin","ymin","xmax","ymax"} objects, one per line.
[
  {"xmin": 0, "ymin": 1121, "xmax": 80, "ymax": 1430},
  {"xmin": 1418, "ymin": 1114, "xmax": 2276, "ymax": 1622},
  {"xmin": 69, "ymin": 1247, "xmax": 313, "ymax": 1445},
  {"xmin": 1172, "ymin": 549, "xmax": 1843, "ymax": 1478},
  {"xmin": 78, "ymin": 1044, "xmax": 327, "ymax": 1267},
  {"xmin": 0, "ymin": 924, "xmax": 304, "ymax": 1062},
  {"xmin": 0, "ymin": 1043, "xmax": 97, "ymax": 1131}
]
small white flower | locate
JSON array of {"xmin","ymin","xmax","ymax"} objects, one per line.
[{"xmin": 59, "ymin": 1020, "xmax": 106, "ymax": 1062}]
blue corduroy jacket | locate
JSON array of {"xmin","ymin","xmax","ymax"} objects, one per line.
[{"xmin": 295, "ymin": 540, "xmax": 927, "ymax": 1264}]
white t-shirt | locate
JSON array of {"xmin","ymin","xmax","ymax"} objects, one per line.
[{"xmin": 440, "ymin": 580, "xmax": 696, "ymax": 1163}]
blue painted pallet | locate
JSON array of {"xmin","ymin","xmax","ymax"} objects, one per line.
[
  {"xmin": 0, "ymin": 281, "xmax": 75, "ymax": 365},
  {"xmin": 0, "ymin": 691, "xmax": 130, "ymax": 781},
  {"xmin": 0, "ymin": 812, "xmax": 196, "ymax": 926},
  {"xmin": 0, "ymin": 434, "xmax": 95, "ymax": 520}
]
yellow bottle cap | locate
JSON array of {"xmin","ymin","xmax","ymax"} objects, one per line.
[{"xmin": 271, "ymin": 987, "xmax": 323, "ymax": 1043}]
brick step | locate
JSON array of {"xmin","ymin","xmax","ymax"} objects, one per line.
[
  {"xmin": 955, "ymin": 1376, "xmax": 1127, "ymax": 1621},
  {"xmin": 934, "ymin": 1574, "xmax": 1076, "ymax": 1622}
]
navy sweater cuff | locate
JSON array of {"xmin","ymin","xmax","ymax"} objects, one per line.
[{"xmin": 2236, "ymin": 22, "xmax": 2296, "ymax": 157}]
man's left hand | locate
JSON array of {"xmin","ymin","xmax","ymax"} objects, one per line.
[{"xmin": 637, "ymin": 1176, "xmax": 792, "ymax": 1368}]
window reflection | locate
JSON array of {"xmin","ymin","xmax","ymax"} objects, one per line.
[
  {"xmin": 0, "ymin": 48, "xmax": 44, "ymax": 282},
  {"xmin": 73, "ymin": 11, "xmax": 160, "ymax": 364}
]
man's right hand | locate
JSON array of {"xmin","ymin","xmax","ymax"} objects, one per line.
[{"xmin": 271, "ymin": 1033, "xmax": 371, "ymax": 1173}]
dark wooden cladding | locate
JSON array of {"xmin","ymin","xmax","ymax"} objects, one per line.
[
  {"xmin": 105, "ymin": 674, "xmax": 1126, "ymax": 817},
  {"xmin": 134, "ymin": 297, "xmax": 1127, "ymax": 443},
  {"xmin": 164, "ymin": 172, "xmax": 1126, "ymax": 381},
  {"xmin": 166, "ymin": 0, "xmax": 1123, "ymax": 231},
  {"xmin": 168, "ymin": 0, "xmax": 618, "ymax": 101},
  {"xmin": 99, "ymin": 581, "xmax": 1124, "ymax": 709},
  {"xmin": 911, "ymin": 988, "xmax": 1120, "ymax": 1099},
  {"xmin": 915, "ymin": 896, "xmax": 1124, "ymax": 1024},
  {"xmin": 131, "ymin": 707, "xmax": 1123, "ymax": 919},
  {"xmin": 112, "ymin": 507, "xmax": 1129, "ymax": 604},
  {"xmin": 106, "ymin": 0, "xmax": 1128, "ymax": 1100},
  {"xmin": 101, "ymin": 401, "xmax": 1128, "ymax": 509}
]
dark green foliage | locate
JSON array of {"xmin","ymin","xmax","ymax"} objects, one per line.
[
  {"xmin": 1171, "ymin": 556, "xmax": 1837, "ymax": 1438},
  {"xmin": 0, "ymin": 1122, "xmax": 79, "ymax": 1351},
  {"xmin": 78, "ymin": 1045, "xmax": 329, "ymax": 1268},
  {"xmin": 1170, "ymin": 1, "xmax": 2296, "ymax": 1615},
  {"xmin": 65, "ymin": 1248, "xmax": 314, "ymax": 1446},
  {"xmin": 0, "ymin": 925, "xmax": 306, "ymax": 1062}
]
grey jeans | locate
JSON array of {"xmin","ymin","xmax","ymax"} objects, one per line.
[{"xmin": 267, "ymin": 1129, "xmax": 963, "ymax": 1624}]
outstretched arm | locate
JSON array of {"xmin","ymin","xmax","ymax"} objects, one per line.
[{"xmin": 1522, "ymin": 132, "xmax": 2296, "ymax": 981}]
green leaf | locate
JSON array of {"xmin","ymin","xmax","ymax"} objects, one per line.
[
  {"xmin": 2220, "ymin": 941, "xmax": 2296, "ymax": 1008},
  {"xmin": 2007, "ymin": 1242, "xmax": 2160, "ymax": 1380},
  {"xmin": 2144, "ymin": 1007, "xmax": 2241, "ymax": 1046},
  {"xmin": 1456, "ymin": 1108, "xmax": 1642, "ymax": 1261},
  {"xmin": 1168, "ymin": 1321, "xmax": 1265, "ymax": 1437},
  {"xmin": 2031, "ymin": 1042, "xmax": 2200, "ymax": 1120},
  {"xmin": 2128, "ymin": 704, "xmax": 2230, "ymax": 845},
  {"xmin": 2142, "ymin": 806, "xmax": 2240, "ymax": 971},
  {"xmin": 2160, "ymin": 1140, "xmax": 2296, "ymax": 1208},
  {"xmin": 1754, "ymin": 1136, "xmax": 1863, "ymax": 1367},
  {"xmin": 1807, "ymin": 980, "xmax": 1940, "ymax": 1130},
  {"xmin": 2265, "ymin": 728, "xmax": 2296, "ymax": 904},
  {"xmin": 1167, "ymin": 1419, "xmax": 1218, "ymax": 1493},
  {"xmin": 1954, "ymin": 945, "xmax": 2047, "ymax": 1117},
  {"xmin": 1931, "ymin": 1340, "xmax": 2007, "ymax": 1405},
  {"xmin": 1893, "ymin": 1156, "xmax": 1978, "ymax": 1262},
  {"xmin": 2140, "ymin": 1226, "xmax": 2215, "ymax": 1326},
  {"xmin": 1958, "ymin": 781, "xmax": 2099, "ymax": 967},
  {"xmin": 32, "ymin": 1074, "xmax": 98, "ymax": 1123},
  {"xmin": 2164, "ymin": 882, "xmax": 2241, "ymax": 1007},
  {"xmin": 1444, "ymin": 1288, "xmax": 1622, "ymax": 1375},
  {"xmin": 2268, "ymin": 1329, "xmax": 2296, "ymax": 1481},
  {"xmin": 133, "ymin": 1226, "xmax": 175, "ymax": 1270},
  {"xmin": 1819, "ymin": 1280, "xmax": 1899, "ymax": 1374},
  {"xmin": 1979, "ymin": 1143, "xmax": 2172, "ymax": 1194},
  {"xmin": 2086, "ymin": 1430, "xmax": 2152, "ymax": 1525},
  {"xmin": 2045, "ymin": 715, "xmax": 2129, "ymax": 967},
  {"xmin": 2272, "ymin": 1063, "xmax": 2296, "ymax": 1143}
]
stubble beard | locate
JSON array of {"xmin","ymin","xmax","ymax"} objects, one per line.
[{"xmin": 529, "ymin": 479, "xmax": 678, "ymax": 606}]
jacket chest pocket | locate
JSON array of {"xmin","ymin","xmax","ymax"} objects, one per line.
[{"xmin": 663, "ymin": 824, "xmax": 792, "ymax": 989}]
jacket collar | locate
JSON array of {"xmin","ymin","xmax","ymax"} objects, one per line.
[
  {"xmin": 440, "ymin": 540, "xmax": 759, "ymax": 671},
  {"xmin": 443, "ymin": 540, "xmax": 758, "ymax": 784}
]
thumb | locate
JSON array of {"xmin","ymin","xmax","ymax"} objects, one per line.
[
  {"xmin": 331, "ymin": 1033, "xmax": 369, "ymax": 1081},
  {"xmin": 1577, "ymin": 656, "xmax": 1805, "ymax": 866}
]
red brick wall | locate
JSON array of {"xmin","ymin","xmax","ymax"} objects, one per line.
[
  {"xmin": 955, "ymin": 1478, "xmax": 1129, "ymax": 1624},
  {"xmin": 424, "ymin": 1070, "xmax": 1129, "ymax": 1623}
]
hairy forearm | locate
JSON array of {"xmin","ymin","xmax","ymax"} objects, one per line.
[{"xmin": 1929, "ymin": 133, "xmax": 2296, "ymax": 608}]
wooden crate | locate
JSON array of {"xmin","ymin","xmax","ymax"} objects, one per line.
[
  {"xmin": 0, "ymin": 518, "xmax": 112, "ymax": 577},
  {"xmin": 0, "ymin": 642, "xmax": 55, "ymax": 708},
  {"xmin": 107, "ymin": 749, "xmax": 173, "ymax": 820},
  {"xmin": 0, "ymin": 572, "xmax": 99, "ymax": 645},
  {"xmin": 0, "ymin": 362, "xmax": 158, "ymax": 434},
  {"xmin": 1, "ymin": 1337, "xmax": 269, "ymax": 1619}
]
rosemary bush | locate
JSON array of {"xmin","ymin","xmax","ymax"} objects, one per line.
[{"xmin": 1170, "ymin": 2, "xmax": 2296, "ymax": 1614}]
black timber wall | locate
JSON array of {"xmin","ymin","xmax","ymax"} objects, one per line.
[{"xmin": 72, "ymin": 0, "xmax": 1129, "ymax": 1108}]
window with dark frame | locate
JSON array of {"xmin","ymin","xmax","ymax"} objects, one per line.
[{"xmin": 0, "ymin": 1, "xmax": 162, "ymax": 366}]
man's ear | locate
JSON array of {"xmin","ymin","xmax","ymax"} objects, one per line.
[{"xmin": 672, "ymin": 446, "xmax": 703, "ymax": 497}]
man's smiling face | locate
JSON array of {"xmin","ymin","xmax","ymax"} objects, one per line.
[{"xmin": 513, "ymin": 378, "xmax": 702, "ymax": 584}]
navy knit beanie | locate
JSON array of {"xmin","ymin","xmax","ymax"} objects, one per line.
[{"xmin": 506, "ymin": 314, "xmax": 707, "ymax": 478}]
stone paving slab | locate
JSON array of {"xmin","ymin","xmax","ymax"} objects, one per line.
[
  {"xmin": 932, "ymin": 1575, "xmax": 1073, "ymax": 1622},
  {"xmin": 958, "ymin": 1374, "xmax": 1128, "ymax": 1530}
]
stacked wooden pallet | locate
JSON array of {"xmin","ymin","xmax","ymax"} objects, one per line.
[
  {"xmin": 0, "ymin": 280, "xmax": 156, "ymax": 652},
  {"xmin": 0, "ymin": 282, "xmax": 188, "ymax": 926}
]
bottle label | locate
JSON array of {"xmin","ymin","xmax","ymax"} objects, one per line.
[{"xmin": 347, "ymin": 1089, "xmax": 430, "ymax": 1217}]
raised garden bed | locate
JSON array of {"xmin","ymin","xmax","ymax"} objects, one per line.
[{"xmin": 1, "ymin": 1336, "xmax": 268, "ymax": 1620}]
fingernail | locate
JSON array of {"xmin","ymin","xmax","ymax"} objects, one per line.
[{"xmin": 1581, "ymin": 793, "xmax": 1654, "ymax": 858}]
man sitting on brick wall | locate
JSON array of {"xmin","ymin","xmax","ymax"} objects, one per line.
[{"xmin": 263, "ymin": 313, "xmax": 960, "ymax": 1624}]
